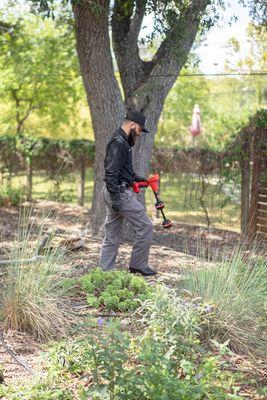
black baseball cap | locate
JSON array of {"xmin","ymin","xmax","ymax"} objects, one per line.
[{"xmin": 125, "ymin": 110, "xmax": 149, "ymax": 133}]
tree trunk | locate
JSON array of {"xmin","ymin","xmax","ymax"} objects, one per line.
[
  {"xmin": 73, "ymin": 1, "xmax": 125, "ymax": 235},
  {"xmin": 73, "ymin": 0, "xmax": 209, "ymax": 236},
  {"xmin": 26, "ymin": 160, "xmax": 33, "ymax": 202},
  {"xmin": 78, "ymin": 158, "xmax": 86, "ymax": 206}
]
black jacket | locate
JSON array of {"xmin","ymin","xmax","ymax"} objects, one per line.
[{"xmin": 104, "ymin": 128, "xmax": 143, "ymax": 201}]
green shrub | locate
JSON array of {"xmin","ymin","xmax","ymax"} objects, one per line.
[
  {"xmin": 61, "ymin": 277, "xmax": 78, "ymax": 293},
  {"xmin": 80, "ymin": 268, "xmax": 152, "ymax": 311},
  {"xmin": 138, "ymin": 285, "xmax": 203, "ymax": 359},
  {"xmin": 86, "ymin": 294, "xmax": 100, "ymax": 308},
  {"xmin": 0, "ymin": 287, "xmax": 243, "ymax": 399},
  {"xmin": 0, "ymin": 186, "xmax": 23, "ymax": 206},
  {"xmin": 45, "ymin": 301, "xmax": 242, "ymax": 400},
  {"xmin": 178, "ymin": 248, "xmax": 267, "ymax": 355}
]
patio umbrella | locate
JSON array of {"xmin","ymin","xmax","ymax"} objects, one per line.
[{"xmin": 189, "ymin": 104, "xmax": 201, "ymax": 146}]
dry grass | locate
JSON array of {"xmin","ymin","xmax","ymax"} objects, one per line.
[
  {"xmin": 179, "ymin": 243, "xmax": 267, "ymax": 356},
  {"xmin": 1, "ymin": 206, "xmax": 73, "ymax": 341}
]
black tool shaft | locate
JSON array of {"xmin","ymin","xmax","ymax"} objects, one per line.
[
  {"xmin": 154, "ymin": 192, "xmax": 160, "ymax": 202},
  {"xmin": 152, "ymin": 191, "xmax": 167, "ymax": 221},
  {"xmin": 160, "ymin": 208, "xmax": 167, "ymax": 221}
]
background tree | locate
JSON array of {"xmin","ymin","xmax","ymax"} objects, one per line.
[
  {"xmin": 224, "ymin": 23, "xmax": 267, "ymax": 107},
  {"xmin": 0, "ymin": 11, "xmax": 85, "ymax": 138},
  {"xmin": 157, "ymin": 67, "xmax": 264, "ymax": 151}
]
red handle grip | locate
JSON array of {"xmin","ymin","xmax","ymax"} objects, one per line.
[
  {"xmin": 132, "ymin": 181, "xmax": 148, "ymax": 193},
  {"xmin": 132, "ymin": 173, "xmax": 160, "ymax": 193}
]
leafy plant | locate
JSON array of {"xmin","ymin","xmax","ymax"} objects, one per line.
[
  {"xmin": 79, "ymin": 268, "xmax": 152, "ymax": 311},
  {"xmin": 45, "ymin": 298, "xmax": 242, "ymax": 399},
  {"xmin": 0, "ymin": 286, "xmax": 245, "ymax": 399},
  {"xmin": 0, "ymin": 186, "xmax": 24, "ymax": 207}
]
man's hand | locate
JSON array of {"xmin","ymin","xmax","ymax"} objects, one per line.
[
  {"xmin": 111, "ymin": 199, "xmax": 121, "ymax": 212},
  {"xmin": 111, "ymin": 195, "xmax": 121, "ymax": 212},
  {"xmin": 110, "ymin": 192, "xmax": 121, "ymax": 212}
]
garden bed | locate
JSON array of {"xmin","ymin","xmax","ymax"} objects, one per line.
[{"xmin": 0, "ymin": 201, "xmax": 266, "ymax": 399}]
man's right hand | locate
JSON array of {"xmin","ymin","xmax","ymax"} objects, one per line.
[{"xmin": 111, "ymin": 199, "xmax": 121, "ymax": 212}]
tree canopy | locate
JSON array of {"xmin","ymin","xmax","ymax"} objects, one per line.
[{"xmin": 0, "ymin": 8, "xmax": 90, "ymax": 138}]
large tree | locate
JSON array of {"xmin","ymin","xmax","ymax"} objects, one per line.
[
  {"xmin": 31, "ymin": 0, "xmax": 265, "ymax": 235},
  {"xmin": 73, "ymin": 0, "xmax": 214, "ymax": 235}
]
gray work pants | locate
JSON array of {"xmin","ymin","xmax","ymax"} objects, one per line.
[{"xmin": 99, "ymin": 186, "xmax": 153, "ymax": 271}]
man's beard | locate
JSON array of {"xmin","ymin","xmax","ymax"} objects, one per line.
[{"xmin": 128, "ymin": 128, "xmax": 138, "ymax": 147}]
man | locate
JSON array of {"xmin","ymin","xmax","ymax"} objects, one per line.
[{"xmin": 99, "ymin": 110, "xmax": 156, "ymax": 276}]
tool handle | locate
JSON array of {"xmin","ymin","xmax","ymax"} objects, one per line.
[{"xmin": 132, "ymin": 181, "xmax": 148, "ymax": 193}]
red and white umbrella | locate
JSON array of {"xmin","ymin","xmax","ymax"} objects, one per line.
[{"xmin": 189, "ymin": 104, "xmax": 201, "ymax": 144}]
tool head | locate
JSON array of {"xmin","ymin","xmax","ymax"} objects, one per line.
[
  {"xmin": 162, "ymin": 219, "xmax": 172, "ymax": 229},
  {"xmin": 147, "ymin": 174, "xmax": 159, "ymax": 193}
]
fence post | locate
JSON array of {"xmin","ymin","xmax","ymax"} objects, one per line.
[
  {"xmin": 248, "ymin": 129, "xmax": 261, "ymax": 238},
  {"xmin": 240, "ymin": 130, "xmax": 251, "ymax": 234}
]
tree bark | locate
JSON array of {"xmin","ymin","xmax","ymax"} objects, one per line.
[
  {"xmin": 73, "ymin": 0, "xmax": 125, "ymax": 235},
  {"xmin": 26, "ymin": 160, "xmax": 33, "ymax": 201},
  {"xmin": 78, "ymin": 157, "xmax": 86, "ymax": 206}
]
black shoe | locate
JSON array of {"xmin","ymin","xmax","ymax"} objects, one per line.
[{"xmin": 129, "ymin": 266, "xmax": 157, "ymax": 276}]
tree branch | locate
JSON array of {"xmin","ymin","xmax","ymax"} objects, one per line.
[
  {"xmin": 112, "ymin": 0, "xmax": 151, "ymax": 102},
  {"xmin": 129, "ymin": 0, "xmax": 146, "ymax": 43},
  {"xmin": 130, "ymin": 0, "xmax": 210, "ymax": 109},
  {"xmin": 152, "ymin": 0, "xmax": 209, "ymax": 74},
  {"xmin": 11, "ymin": 88, "xmax": 35, "ymax": 134},
  {"xmin": 0, "ymin": 21, "xmax": 14, "ymax": 35}
]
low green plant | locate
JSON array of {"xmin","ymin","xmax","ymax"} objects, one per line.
[
  {"xmin": 0, "ymin": 207, "xmax": 72, "ymax": 341},
  {"xmin": 0, "ymin": 380, "xmax": 73, "ymax": 399},
  {"xmin": 178, "ymin": 247, "xmax": 267, "ymax": 355},
  {"xmin": 0, "ymin": 186, "xmax": 23, "ymax": 206},
  {"xmin": 45, "ymin": 290, "xmax": 242, "ymax": 399},
  {"xmin": 61, "ymin": 277, "xmax": 78, "ymax": 292},
  {"xmin": 138, "ymin": 285, "xmax": 203, "ymax": 359},
  {"xmin": 80, "ymin": 268, "xmax": 152, "ymax": 311},
  {"xmin": 0, "ymin": 287, "xmax": 244, "ymax": 399}
]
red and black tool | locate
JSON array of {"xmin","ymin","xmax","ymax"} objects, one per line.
[{"xmin": 132, "ymin": 174, "xmax": 172, "ymax": 229}]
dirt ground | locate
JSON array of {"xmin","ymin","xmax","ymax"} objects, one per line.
[{"xmin": 0, "ymin": 201, "xmax": 266, "ymax": 398}]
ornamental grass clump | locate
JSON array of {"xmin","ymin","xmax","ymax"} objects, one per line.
[
  {"xmin": 179, "ymin": 246, "xmax": 267, "ymax": 355},
  {"xmin": 0, "ymin": 207, "xmax": 72, "ymax": 341}
]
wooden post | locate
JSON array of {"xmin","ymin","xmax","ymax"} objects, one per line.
[
  {"xmin": 240, "ymin": 130, "xmax": 251, "ymax": 234},
  {"xmin": 257, "ymin": 129, "xmax": 267, "ymax": 238},
  {"xmin": 248, "ymin": 129, "xmax": 262, "ymax": 238}
]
